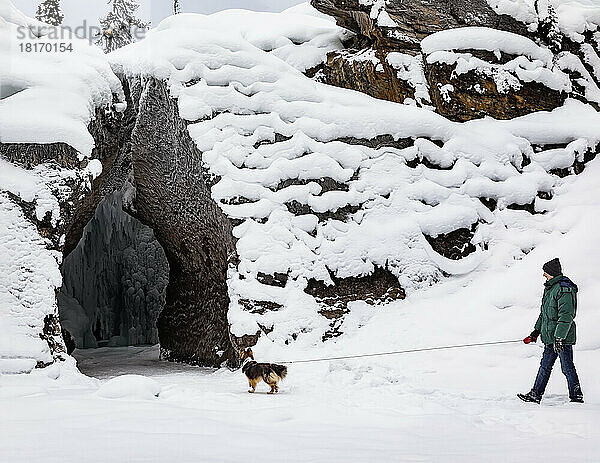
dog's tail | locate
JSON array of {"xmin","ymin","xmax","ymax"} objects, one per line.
[{"xmin": 271, "ymin": 364, "xmax": 287, "ymax": 380}]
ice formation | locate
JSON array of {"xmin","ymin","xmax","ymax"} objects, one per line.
[{"xmin": 59, "ymin": 192, "xmax": 168, "ymax": 349}]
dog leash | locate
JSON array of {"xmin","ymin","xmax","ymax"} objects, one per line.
[{"xmin": 275, "ymin": 340, "xmax": 523, "ymax": 364}]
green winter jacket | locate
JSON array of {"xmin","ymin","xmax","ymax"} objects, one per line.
[{"xmin": 534, "ymin": 275, "xmax": 578, "ymax": 346}]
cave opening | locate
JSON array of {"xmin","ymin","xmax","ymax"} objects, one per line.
[{"xmin": 58, "ymin": 191, "xmax": 169, "ymax": 354}]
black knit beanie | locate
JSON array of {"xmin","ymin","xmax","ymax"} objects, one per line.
[{"xmin": 542, "ymin": 258, "xmax": 562, "ymax": 277}]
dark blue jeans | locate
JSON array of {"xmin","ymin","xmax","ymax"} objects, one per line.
[{"xmin": 532, "ymin": 345, "xmax": 583, "ymax": 399}]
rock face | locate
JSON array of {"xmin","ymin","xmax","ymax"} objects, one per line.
[
  {"xmin": 311, "ymin": 0, "xmax": 532, "ymax": 111},
  {"xmin": 312, "ymin": 0, "xmax": 527, "ymax": 53},
  {"xmin": 424, "ymin": 56, "xmax": 567, "ymax": 122},
  {"xmin": 310, "ymin": 0, "xmax": 598, "ymax": 120},
  {"xmin": 318, "ymin": 49, "xmax": 416, "ymax": 104},
  {"xmin": 127, "ymin": 77, "xmax": 238, "ymax": 367},
  {"xmin": 1, "ymin": 75, "xmax": 241, "ymax": 368},
  {"xmin": 63, "ymin": 75, "xmax": 240, "ymax": 367}
]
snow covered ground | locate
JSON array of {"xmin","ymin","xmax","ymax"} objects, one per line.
[
  {"xmin": 2, "ymin": 1, "xmax": 600, "ymax": 460},
  {"xmin": 0, "ymin": 342, "xmax": 598, "ymax": 461},
  {"xmin": 2, "ymin": 160, "xmax": 600, "ymax": 461}
]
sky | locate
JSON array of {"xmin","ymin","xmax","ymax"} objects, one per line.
[{"xmin": 13, "ymin": 0, "xmax": 307, "ymax": 28}]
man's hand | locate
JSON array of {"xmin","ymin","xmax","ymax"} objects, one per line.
[
  {"xmin": 554, "ymin": 339, "xmax": 565, "ymax": 354},
  {"xmin": 524, "ymin": 329, "xmax": 541, "ymax": 344}
]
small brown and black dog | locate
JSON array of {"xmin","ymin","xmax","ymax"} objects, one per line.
[{"xmin": 240, "ymin": 348, "xmax": 287, "ymax": 394}]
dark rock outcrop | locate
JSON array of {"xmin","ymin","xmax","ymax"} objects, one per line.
[
  {"xmin": 424, "ymin": 60, "xmax": 567, "ymax": 122},
  {"xmin": 37, "ymin": 314, "xmax": 67, "ymax": 368},
  {"xmin": 2, "ymin": 75, "xmax": 241, "ymax": 368},
  {"xmin": 311, "ymin": 0, "xmax": 527, "ymax": 53},
  {"xmin": 128, "ymin": 77, "xmax": 238, "ymax": 367},
  {"xmin": 310, "ymin": 0, "xmax": 571, "ymax": 119},
  {"xmin": 305, "ymin": 266, "xmax": 405, "ymax": 310},
  {"xmin": 305, "ymin": 266, "xmax": 405, "ymax": 341},
  {"xmin": 424, "ymin": 226, "xmax": 477, "ymax": 261},
  {"xmin": 0, "ymin": 142, "xmax": 80, "ymax": 169},
  {"xmin": 319, "ymin": 49, "xmax": 416, "ymax": 103},
  {"xmin": 63, "ymin": 81, "xmax": 137, "ymax": 258}
]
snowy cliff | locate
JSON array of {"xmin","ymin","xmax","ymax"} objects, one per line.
[
  {"xmin": 109, "ymin": 3, "xmax": 600, "ymax": 354},
  {"xmin": 0, "ymin": 0, "xmax": 125, "ymax": 372},
  {"xmin": 1, "ymin": 0, "xmax": 600, "ymax": 372}
]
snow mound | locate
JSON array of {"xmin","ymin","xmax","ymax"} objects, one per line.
[
  {"xmin": 146, "ymin": 5, "xmax": 349, "ymax": 73},
  {"xmin": 97, "ymin": 375, "xmax": 161, "ymax": 399},
  {"xmin": 0, "ymin": 0, "xmax": 124, "ymax": 157},
  {"xmin": 111, "ymin": 8, "xmax": 600, "ymax": 346},
  {"xmin": 557, "ymin": 1, "xmax": 600, "ymax": 41},
  {"xmin": 422, "ymin": 27, "xmax": 571, "ymax": 93},
  {"xmin": 421, "ymin": 27, "xmax": 553, "ymax": 64}
]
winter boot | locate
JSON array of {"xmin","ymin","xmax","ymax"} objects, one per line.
[
  {"xmin": 570, "ymin": 385, "xmax": 584, "ymax": 403},
  {"xmin": 517, "ymin": 391, "xmax": 541, "ymax": 404}
]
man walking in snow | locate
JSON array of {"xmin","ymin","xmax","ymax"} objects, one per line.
[{"xmin": 518, "ymin": 258, "xmax": 584, "ymax": 404}]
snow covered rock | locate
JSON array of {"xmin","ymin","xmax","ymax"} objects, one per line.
[
  {"xmin": 110, "ymin": 6, "xmax": 600, "ymax": 356},
  {"xmin": 311, "ymin": 0, "xmax": 600, "ymax": 119},
  {"xmin": 0, "ymin": 0, "xmax": 126, "ymax": 373},
  {"xmin": 422, "ymin": 27, "xmax": 570, "ymax": 121},
  {"xmin": 2, "ymin": 0, "xmax": 600, "ymax": 373},
  {"xmin": 0, "ymin": 3, "xmax": 123, "ymax": 156},
  {"xmin": 309, "ymin": 0, "xmax": 531, "ymax": 109},
  {"xmin": 97, "ymin": 374, "xmax": 161, "ymax": 399},
  {"xmin": 316, "ymin": 48, "xmax": 427, "ymax": 105},
  {"xmin": 310, "ymin": 0, "xmax": 527, "ymax": 53}
]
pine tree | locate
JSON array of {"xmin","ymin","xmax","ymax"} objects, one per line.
[
  {"xmin": 542, "ymin": 4, "xmax": 562, "ymax": 53},
  {"xmin": 96, "ymin": 0, "xmax": 148, "ymax": 53},
  {"xmin": 35, "ymin": 0, "xmax": 64, "ymax": 26},
  {"xmin": 535, "ymin": 0, "xmax": 562, "ymax": 53},
  {"xmin": 174, "ymin": 0, "xmax": 181, "ymax": 15}
]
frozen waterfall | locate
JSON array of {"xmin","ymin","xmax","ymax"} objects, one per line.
[{"xmin": 58, "ymin": 192, "xmax": 169, "ymax": 349}]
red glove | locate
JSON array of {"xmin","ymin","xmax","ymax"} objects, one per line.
[{"xmin": 523, "ymin": 330, "xmax": 540, "ymax": 344}]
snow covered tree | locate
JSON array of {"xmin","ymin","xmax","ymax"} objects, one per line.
[
  {"xmin": 96, "ymin": 0, "xmax": 148, "ymax": 53},
  {"xmin": 35, "ymin": 0, "xmax": 64, "ymax": 26},
  {"xmin": 540, "ymin": 4, "xmax": 562, "ymax": 53},
  {"xmin": 535, "ymin": 0, "xmax": 562, "ymax": 53},
  {"xmin": 174, "ymin": 0, "xmax": 181, "ymax": 15}
]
